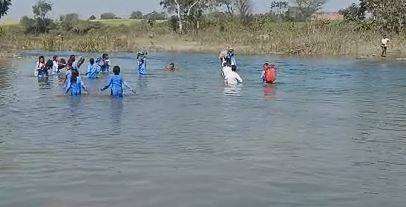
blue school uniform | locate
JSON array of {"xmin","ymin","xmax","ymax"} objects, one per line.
[
  {"xmin": 103, "ymin": 75, "xmax": 126, "ymax": 97},
  {"xmin": 137, "ymin": 57, "xmax": 147, "ymax": 75},
  {"xmin": 65, "ymin": 77, "xmax": 86, "ymax": 96},
  {"xmin": 229, "ymin": 52, "xmax": 237, "ymax": 67},
  {"xmin": 87, "ymin": 64, "xmax": 100, "ymax": 79}
]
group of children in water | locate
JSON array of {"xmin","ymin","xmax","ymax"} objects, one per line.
[
  {"xmin": 219, "ymin": 47, "xmax": 277, "ymax": 85},
  {"xmin": 34, "ymin": 48, "xmax": 276, "ymax": 97},
  {"xmin": 34, "ymin": 52, "xmax": 159, "ymax": 97}
]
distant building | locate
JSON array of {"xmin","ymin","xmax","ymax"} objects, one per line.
[{"xmin": 312, "ymin": 12, "xmax": 344, "ymax": 21}]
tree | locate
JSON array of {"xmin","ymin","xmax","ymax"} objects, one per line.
[
  {"xmin": 216, "ymin": 0, "xmax": 234, "ymax": 15},
  {"xmin": 144, "ymin": 11, "xmax": 166, "ymax": 20},
  {"xmin": 235, "ymin": 0, "xmax": 253, "ymax": 25},
  {"xmin": 130, "ymin": 11, "xmax": 143, "ymax": 19},
  {"xmin": 0, "ymin": 0, "xmax": 12, "ymax": 19},
  {"xmin": 20, "ymin": 16, "xmax": 35, "ymax": 31},
  {"xmin": 160, "ymin": 0, "xmax": 214, "ymax": 33},
  {"xmin": 292, "ymin": 0, "xmax": 326, "ymax": 21},
  {"xmin": 59, "ymin": 13, "xmax": 79, "ymax": 31},
  {"xmin": 89, "ymin": 15, "xmax": 96, "ymax": 20},
  {"xmin": 361, "ymin": 0, "xmax": 406, "ymax": 33},
  {"xmin": 30, "ymin": 0, "xmax": 54, "ymax": 33},
  {"xmin": 60, "ymin": 13, "xmax": 79, "ymax": 22},
  {"xmin": 33, "ymin": 0, "xmax": 52, "ymax": 20},
  {"xmin": 338, "ymin": 3, "xmax": 366, "ymax": 22},
  {"xmin": 100, "ymin": 12, "xmax": 118, "ymax": 19}
]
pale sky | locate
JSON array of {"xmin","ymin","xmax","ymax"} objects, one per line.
[{"xmin": 3, "ymin": 0, "xmax": 358, "ymax": 20}]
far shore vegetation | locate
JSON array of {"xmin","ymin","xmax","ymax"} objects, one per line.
[{"xmin": 1, "ymin": 0, "xmax": 406, "ymax": 57}]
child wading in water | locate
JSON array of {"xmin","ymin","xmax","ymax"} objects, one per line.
[
  {"xmin": 86, "ymin": 58, "xmax": 100, "ymax": 79},
  {"xmin": 101, "ymin": 66, "xmax": 135, "ymax": 97},
  {"xmin": 34, "ymin": 56, "xmax": 46, "ymax": 77},
  {"xmin": 262, "ymin": 63, "xmax": 277, "ymax": 84},
  {"xmin": 65, "ymin": 70, "xmax": 88, "ymax": 96},
  {"xmin": 137, "ymin": 52, "xmax": 147, "ymax": 75}
]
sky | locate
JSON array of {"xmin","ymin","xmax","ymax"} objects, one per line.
[{"xmin": 3, "ymin": 0, "xmax": 358, "ymax": 20}]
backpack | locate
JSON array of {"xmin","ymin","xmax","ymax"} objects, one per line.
[{"xmin": 264, "ymin": 67, "xmax": 276, "ymax": 83}]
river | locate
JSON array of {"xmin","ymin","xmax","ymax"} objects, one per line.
[{"xmin": 1, "ymin": 51, "xmax": 406, "ymax": 207}]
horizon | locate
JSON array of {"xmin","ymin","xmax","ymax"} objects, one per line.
[{"xmin": 2, "ymin": 0, "xmax": 358, "ymax": 20}]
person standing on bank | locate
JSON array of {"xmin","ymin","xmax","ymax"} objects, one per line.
[{"xmin": 381, "ymin": 35, "xmax": 390, "ymax": 57}]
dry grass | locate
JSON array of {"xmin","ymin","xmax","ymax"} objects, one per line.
[{"xmin": 1, "ymin": 20, "xmax": 406, "ymax": 57}]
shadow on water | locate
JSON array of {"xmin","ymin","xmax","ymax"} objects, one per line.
[
  {"xmin": 137, "ymin": 75, "xmax": 149, "ymax": 90},
  {"xmin": 109, "ymin": 98, "xmax": 123, "ymax": 136}
]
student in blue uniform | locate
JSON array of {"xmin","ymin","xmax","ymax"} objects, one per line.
[
  {"xmin": 65, "ymin": 70, "xmax": 88, "ymax": 96},
  {"xmin": 137, "ymin": 52, "xmax": 147, "ymax": 75},
  {"xmin": 101, "ymin": 65, "xmax": 135, "ymax": 97},
  {"xmin": 228, "ymin": 48, "xmax": 237, "ymax": 70},
  {"xmin": 96, "ymin": 53, "xmax": 111, "ymax": 73},
  {"xmin": 85, "ymin": 58, "xmax": 100, "ymax": 79}
]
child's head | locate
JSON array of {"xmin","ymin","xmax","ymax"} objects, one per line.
[
  {"xmin": 170, "ymin": 63, "xmax": 175, "ymax": 67},
  {"xmin": 263, "ymin": 63, "xmax": 269, "ymax": 69},
  {"xmin": 39, "ymin": 56, "xmax": 45, "ymax": 63},
  {"xmin": 231, "ymin": 65, "xmax": 237, "ymax": 72},
  {"xmin": 53, "ymin": 55, "xmax": 58, "ymax": 61},
  {"xmin": 102, "ymin": 53, "xmax": 109, "ymax": 59},
  {"xmin": 46, "ymin": 59, "xmax": 53, "ymax": 69},
  {"xmin": 89, "ymin": 58, "xmax": 95, "ymax": 65},
  {"xmin": 59, "ymin": 58, "xmax": 66, "ymax": 65},
  {"xmin": 113, "ymin": 65, "xmax": 120, "ymax": 75}
]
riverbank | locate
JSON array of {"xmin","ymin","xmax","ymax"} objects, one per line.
[{"xmin": 1, "ymin": 21, "xmax": 406, "ymax": 57}]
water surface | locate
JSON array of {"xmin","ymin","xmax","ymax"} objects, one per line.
[{"xmin": 1, "ymin": 52, "xmax": 406, "ymax": 207}]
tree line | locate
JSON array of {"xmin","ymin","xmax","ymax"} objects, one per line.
[
  {"xmin": 2, "ymin": 0, "xmax": 406, "ymax": 34},
  {"xmin": 339, "ymin": 0, "xmax": 406, "ymax": 33}
]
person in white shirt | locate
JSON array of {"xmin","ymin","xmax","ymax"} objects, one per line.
[
  {"xmin": 224, "ymin": 66, "xmax": 243, "ymax": 86},
  {"xmin": 381, "ymin": 35, "xmax": 390, "ymax": 57},
  {"xmin": 222, "ymin": 62, "xmax": 232, "ymax": 78},
  {"xmin": 34, "ymin": 56, "xmax": 45, "ymax": 77},
  {"xmin": 52, "ymin": 55, "xmax": 59, "ymax": 75}
]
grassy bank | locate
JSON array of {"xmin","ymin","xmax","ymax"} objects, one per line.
[{"xmin": 1, "ymin": 19, "xmax": 405, "ymax": 57}]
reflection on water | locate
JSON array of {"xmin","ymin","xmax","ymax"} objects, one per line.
[
  {"xmin": 224, "ymin": 85, "xmax": 242, "ymax": 96},
  {"xmin": 109, "ymin": 98, "xmax": 123, "ymax": 136},
  {"xmin": 1, "ymin": 52, "xmax": 406, "ymax": 207},
  {"xmin": 263, "ymin": 84, "xmax": 276, "ymax": 97}
]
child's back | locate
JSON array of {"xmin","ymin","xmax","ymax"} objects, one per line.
[
  {"xmin": 101, "ymin": 65, "xmax": 134, "ymax": 97},
  {"xmin": 87, "ymin": 58, "xmax": 100, "ymax": 79},
  {"xmin": 65, "ymin": 71, "xmax": 87, "ymax": 96},
  {"xmin": 69, "ymin": 78, "xmax": 83, "ymax": 96},
  {"xmin": 109, "ymin": 75, "xmax": 124, "ymax": 97}
]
